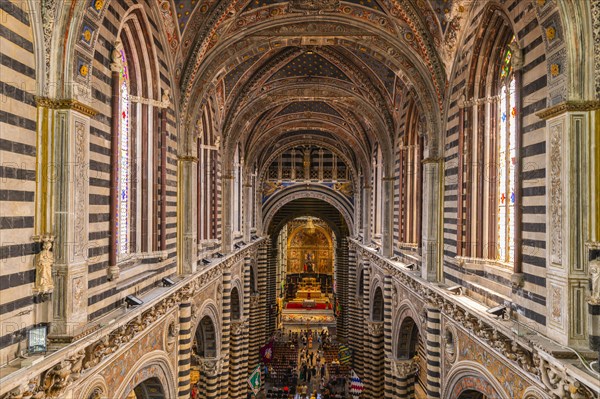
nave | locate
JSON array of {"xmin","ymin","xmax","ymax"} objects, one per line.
[{"xmin": 0, "ymin": 0, "xmax": 599, "ymax": 398}]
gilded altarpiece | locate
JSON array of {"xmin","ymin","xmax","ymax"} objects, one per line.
[{"xmin": 287, "ymin": 225, "xmax": 333, "ymax": 275}]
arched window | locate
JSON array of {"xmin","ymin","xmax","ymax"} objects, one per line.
[
  {"xmin": 457, "ymin": 11, "xmax": 520, "ymax": 270},
  {"xmin": 496, "ymin": 37, "xmax": 517, "ymax": 265},
  {"xmin": 117, "ymin": 48, "xmax": 131, "ymax": 257}
]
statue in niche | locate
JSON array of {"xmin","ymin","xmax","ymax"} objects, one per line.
[
  {"xmin": 508, "ymin": 41, "xmax": 523, "ymax": 71},
  {"xmin": 589, "ymin": 259, "xmax": 600, "ymax": 304},
  {"xmin": 35, "ymin": 235, "xmax": 54, "ymax": 293}
]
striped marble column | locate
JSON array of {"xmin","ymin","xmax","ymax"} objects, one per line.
[
  {"xmin": 219, "ymin": 271, "xmax": 232, "ymax": 397},
  {"xmin": 198, "ymin": 360, "xmax": 220, "ymax": 399},
  {"xmin": 227, "ymin": 257, "xmax": 252, "ymax": 398},
  {"xmin": 336, "ymin": 236, "xmax": 350, "ymax": 341},
  {"xmin": 177, "ymin": 300, "xmax": 192, "ymax": 398},
  {"xmin": 360, "ymin": 264, "xmax": 377, "ymax": 397},
  {"xmin": 347, "ymin": 248, "xmax": 364, "ymax": 377},
  {"xmin": 383, "ymin": 275, "xmax": 394, "ymax": 398},
  {"xmin": 392, "ymin": 360, "xmax": 417, "ymax": 398},
  {"xmin": 365, "ymin": 321, "xmax": 384, "ymax": 398},
  {"xmin": 425, "ymin": 304, "xmax": 441, "ymax": 398}
]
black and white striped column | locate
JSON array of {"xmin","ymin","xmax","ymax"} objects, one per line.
[
  {"xmin": 425, "ymin": 304, "xmax": 441, "ymax": 398},
  {"xmin": 178, "ymin": 300, "xmax": 192, "ymax": 398},
  {"xmin": 219, "ymin": 270, "xmax": 232, "ymax": 396},
  {"xmin": 383, "ymin": 275, "xmax": 394, "ymax": 398}
]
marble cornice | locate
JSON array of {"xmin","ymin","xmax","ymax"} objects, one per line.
[
  {"xmin": 348, "ymin": 239, "xmax": 600, "ymax": 398},
  {"xmin": 0, "ymin": 239, "xmax": 265, "ymax": 399},
  {"xmin": 535, "ymin": 100, "xmax": 600, "ymax": 120},
  {"xmin": 35, "ymin": 97, "xmax": 99, "ymax": 117}
]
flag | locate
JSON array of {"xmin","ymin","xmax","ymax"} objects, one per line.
[
  {"xmin": 335, "ymin": 301, "xmax": 341, "ymax": 317},
  {"xmin": 248, "ymin": 365, "xmax": 261, "ymax": 395},
  {"xmin": 260, "ymin": 340, "xmax": 274, "ymax": 363},
  {"xmin": 338, "ymin": 344, "xmax": 352, "ymax": 365},
  {"xmin": 349, "ymin": 370, "xmax": 364, "ymax": 398}
]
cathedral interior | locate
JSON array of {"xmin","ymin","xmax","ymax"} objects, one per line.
[{"xmin": 0, "ymin": 0, "xmax": 600, "ymax": 398}]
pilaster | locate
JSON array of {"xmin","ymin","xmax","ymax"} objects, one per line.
[
  {"xmin": 421, "ymin": 158, "xmax": 442, "ymax": 283},
  {"xmin": 222, "ymin": 173, "xmax": 234, "ymax": 254},
  {"xmin": 179, "ymin": 156, "xmax": 198, "ymax": 274},
  {"xmin": 537, "ymin": 104, "xmax": 599, "ymax": 347},
  {"xmin": 382, "ymin": 177, "xmax": 395, "ymax": 257},
  {"xmin": 41, "ymin": 100, "xmax": 96, "ymax": 338},
  {"xmin": 362, "ymin": 185, "xmax": 372, "ymax": 244}
]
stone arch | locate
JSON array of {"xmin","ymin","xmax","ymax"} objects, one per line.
[
  {"xmin": 443, "ymin": 361, "xmax": 510, "ymax": 399},
  {"xmin": 371, "ymin": 286, "xmax": 384, "ymax": 322},
  {"xmin": 192, "ymin": 300, "xmax": 221, "ymax": 357},
  {"xmin": 262, "ymin": 187, "xmax": 355, "ymax": 235},
  {"xmin": 522, "ymin": 386, "xmax": 551, "ymax": 399},
  {"xmin": 392, "ymin": 301, "xmax": 423, "ymax": 360},
  {"xmin": 113, "ymin": 351, "xmax": 177, "ymax": 399},
  {"xmin": 230, "ymin": 285, "xmax": 242, "ymax": 321},
  {"xmin": 78, "ymin": 375, "xmax": 109, "ymax": 399}
]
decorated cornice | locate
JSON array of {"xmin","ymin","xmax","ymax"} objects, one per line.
[
  {"xmin": 0, "ymin": 240, "xmax": 264, "ymax": 399},
  {"xmin": 35, "ymin": 97, "xmax": 99, "ymax": 117},
  {"xmin": 535, "ymin": 100, "xmax": 600, "ymax": 120},
  {"xmin": 350, "ymin": 239, "xmax": 600, "ymax": 398}
]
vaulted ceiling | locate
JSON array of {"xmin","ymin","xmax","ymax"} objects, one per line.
[{"xmin": 170, "ymin": 0, "xmax": 470, "ymax": 179}]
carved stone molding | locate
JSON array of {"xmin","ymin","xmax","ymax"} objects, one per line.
[
  {"xmin": 349, "ymin": 240, "xmax": 599, "ymax": 398},
  {"xmin": 535, "ymin": 100, "xmax": 600, "ymax": 120},
  {"xmin": 366, "ymin": 321, "xmax": 384, "ymax": 336},
  {"xmin": 0, "ymin": 241, "xmax": 264, "ymax": 399},
  {"xmin": 288, "ymin": 0, "xmax": 340, "ymax": 13},
  {"xmin": 231, "ymin": 318, "xmax": 248, "ymax": 336},
  {"xmin": 35, "ymin": 97, "xmax": 99, "ymax": 117}
]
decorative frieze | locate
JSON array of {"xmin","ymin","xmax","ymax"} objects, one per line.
[
  {"xmin": 349, "ymin": 240, "xmax": 599, "ymax": 398},
  {"xmin": 0, "ymin": 242, "xmax": 263, "ymax": 399}
]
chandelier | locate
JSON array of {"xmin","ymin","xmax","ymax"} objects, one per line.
[{"xmin": 304, "ymin": 217, "xmax": 316, "ymax": 235}]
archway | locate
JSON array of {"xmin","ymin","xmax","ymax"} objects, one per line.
[
  {"xmin": 392, "ymin": 316, "xmax": 424, "ymax": 398},
  {"xmin": 458, "ymin": 391, "xmax": 488, "ymax": 399},
  {"xmin": 125, "ymin": 377, "xmax": 166, "ymax": 399},
  {"xmin": 191, "ymin": 315, "xmax": 220, "ymax": 399},
  {"xmin": 193, "ymin": 316, "xmax": 217, "ymax": 358},
  {"xmin": 372, "ymin": 287, "xmax": 384, "ymax": 322},
  {"xmin": 231, "ymin": 287, "xmax": 241, "ymax": 321}
]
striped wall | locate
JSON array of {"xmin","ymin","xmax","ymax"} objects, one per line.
[
  {"xmin": 84, "ymin": 0, "xmax": 178, "ymax": 321},
  {"xmin": 442, "ymin": 0, "xmax": 562, "ymax": 330},
  {"xmin": 0, "ymin": 0, "xmax": 41, "ymax": 366}
]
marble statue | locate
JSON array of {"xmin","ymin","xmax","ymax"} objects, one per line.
[
  {"xmin": 35, "ymin": 235, "xmax": 54, "ymax": 293},
  {"xmin": 589, "ymin": 260, "xmax": 600, "ymax": 304}
]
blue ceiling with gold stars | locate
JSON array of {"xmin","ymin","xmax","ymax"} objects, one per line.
[
  {"xmin": 277, "ymin": 101, "xmax": 342, "ymax": 117},
  {"xmin": 225, "ymin": 53, "xmax": 263, "ymax": 96},
  {"xmin": 173, "ymin": 0, "xmax": 198, "ymax": 31},
  {"xmin": 430, "ymin": 0, "xmax": 455, "ymax": 34},
  {"xmin": 348, "ymin": 48, "xmax": 396, "ymax": 95},
  {"xmin": 269, "ymin": 52, "xmax": 350, "ymax": 81}
]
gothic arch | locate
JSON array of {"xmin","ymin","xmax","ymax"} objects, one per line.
[
  {"xmin": 230, "ymin": 284, "xmax": 242, "ymax": 321},
  {"xmin": 113, "ymin": 351, "xmax": 177, "ymax": 399},
  {"xmin": 443, "ymin": 361, "xmax": 510, "ymax": 399}
]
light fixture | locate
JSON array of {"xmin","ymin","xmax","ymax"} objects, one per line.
[
  {"xmin": 214, "ymin": 252, "xmax": 224, "ymax": 258},
  {"xmin": 162, "ymin": 277, "xmax": 175, "ymax": 287},
  {"xmin": 305, "ymin": 217, "xmax": 316, "ymax": 235},
  {"xmin": 447, "ymin": 285, "xmax": 463, "ymax": 295},
  {"xmin": 486, "ymin": 305, "xmax": 507, "ymax": 318},
  {"xmin": 202, "ymin": 258, "xmax": 211, "ymax": 265},
  {"xmin": 405, "ymin": 263, "xmax": 416, "ymax": 270},
  {"xmin": 125, "ymin": 295, "xmax": 143, "ymax": 307}
]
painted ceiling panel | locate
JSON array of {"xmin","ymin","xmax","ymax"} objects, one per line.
[
  {"xmin": 224, "ymin": 53, "xmax": 263, "ymax": 96},
  {"xmin": 348, "ymin": 48, "xmax": 396, "ymax": 95},
  {"xmin": 277, "ymin": 101, "xmax": 342, "ymax": 117},
  {"xmin": 269, "ymin": 52, "xmax": 351, "ymax": 81}
]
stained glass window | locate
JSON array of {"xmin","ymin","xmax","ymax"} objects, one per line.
[
  {"xmin": 117, "ymin": 50, "xmax": 130, "ymax": 256},
  {"xmin": 497, "ymin": 37, "xmax": 517, "ymax": 264}
]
